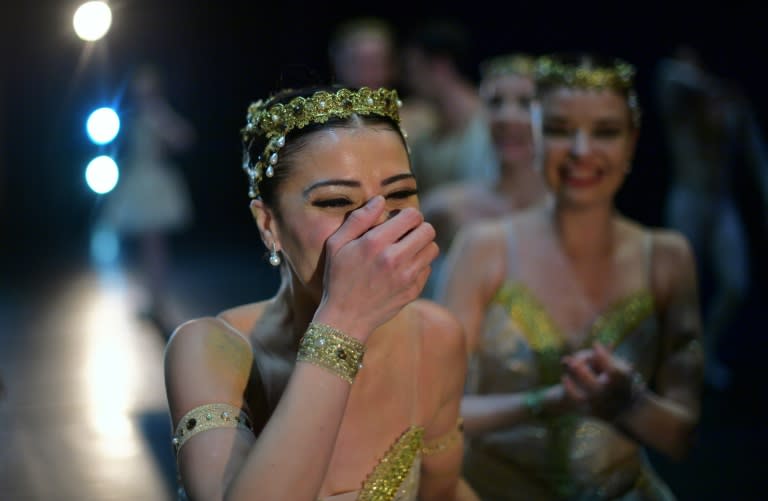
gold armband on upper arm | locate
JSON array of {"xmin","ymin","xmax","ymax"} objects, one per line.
[
  {"xmin": 172, "ymin": 403, "xmax": 254, "ymax": 457},
  {"xmin": 421, "ymin": 418, "xmax": 464, "ymax": 456}
]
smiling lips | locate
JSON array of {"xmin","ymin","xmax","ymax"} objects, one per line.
[{"xmin": 560, "ymin": 165, "xmax": 603, "ymax": 187}]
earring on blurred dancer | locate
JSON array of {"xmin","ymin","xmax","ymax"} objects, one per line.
[{"xmin": 269, "ymin": 243, "xmax": 282, "ymax": 267}]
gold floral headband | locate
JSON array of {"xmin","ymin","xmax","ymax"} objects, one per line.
[
  {"xmin": 241, "ymin": 87, "xmax": 402, "ymax": 198},
  {"xmin": 534, "ymin": 55, "xmax": 641, "ymax": 126},
  {"xmin": 480, "ymin": 54, "xmax": 536, "ymax": 80},
  {"xmin": 534, "ymin": 55, "xmax": 636, "ymax": 91}
]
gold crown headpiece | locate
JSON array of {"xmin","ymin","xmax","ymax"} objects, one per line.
[
  {"xmin": 534, "ymin": 56, "xmax": 636, "ymax": 92},
  {"xmin": 480, "ymin": 54, "xmax": 536, "ymax": 80},
  {"xmin": 241, "ymin": 86, "xmax": 402, "ymax": 198}
]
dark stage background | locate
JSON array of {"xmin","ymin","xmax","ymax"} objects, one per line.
[{"xmin": 2, "ymin": 1, "xmax": 766, "ymax": 268}]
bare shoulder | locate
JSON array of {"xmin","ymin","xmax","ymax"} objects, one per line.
[
  {"xmin": 408, "ymin": 299, "xmax": 466, "ymax": 370},
  {"xmin": 651, "ymin": 227, "xmax": 695, "ymax": 259},
  {"xmin": 410, "ymin": 299, "xmax": 464, "ymax": 351},
  {"xmin": 165, "ymin": 316, "xmax": 254, "ymax": 382},
  {"xmin": 648, "ymin": 227, "xmax": 698, "ymax": 306},
  {"xmin": 650, "ymin": 228, "xmax": 697, "ymax": 276},
  {"xmin": 451, "ymin": 216, "xmax": 508, "ymax": 257},
  {"xmin": 164, "ymin": 316, "xmax": 255, "ymax": 421}
]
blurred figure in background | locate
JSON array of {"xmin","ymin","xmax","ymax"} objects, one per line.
[
  {"xmin": 420, "ymin": 53, "xmax": 549, "ymax": 298},
  {"xmin": 400, "ymin": 18, "xmax": 497, "ymax": 198},
  {"xmin": 655, "ymin": 45, "xmax": 768, "ymax": 390},
  {"xmin": 101, "ymin": 64, "xmax": 196, "ymax": 335},
  {"xmin": 437, "ymin": 53, "xmax": 703, "ymax": 500},
  {"xmin": 328, "ymin": 16, "xmax": 437, "ymax": 143}
]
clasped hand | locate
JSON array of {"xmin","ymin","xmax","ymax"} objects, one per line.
[{"xmin": 561, "ymin": 342, "xmax": 640, "ymax": 421}]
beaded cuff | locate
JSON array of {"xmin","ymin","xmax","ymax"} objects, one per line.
[
  {"xmin": 172, "ymin": 403, "xmax": 254, "ymax": 457},
  {"xmin": 297, "ymin": 322, "xmax": 366, "ymax": 384},
  {"xmin": 421, "ymin": 418, "xmax": 464, "ymax": 456}
]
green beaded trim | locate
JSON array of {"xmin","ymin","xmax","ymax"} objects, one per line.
[
  {"xmin": 297, "ymin": 323, "xmax": 366, "ymax": 384},
  {"xmin": 172, "ymin": 403, "xmax": 253, "ymax": 457},
  {"xmin": 524, "ymin": 388, "xmax": 545, "ymax": 418}
]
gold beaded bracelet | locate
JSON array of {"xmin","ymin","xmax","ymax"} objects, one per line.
[
  {"xmin": 297, "ymin": 322, "xmax": 366, "ymax": 384},
  {"xmin": 171, "ymin": 403, "xmax": 254, "ymax": 457}
]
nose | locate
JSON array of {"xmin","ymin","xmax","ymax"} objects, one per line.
[{"xmin": 570, "ymin": 129, "xmax": 590, "ymax": 157}]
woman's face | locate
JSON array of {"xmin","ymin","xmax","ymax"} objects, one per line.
[
  {"xmin": 481, "ymin": 74, "xmax": 536, "ymax": 169},
  {"xmin": 258, "ymin": 125, "xmax": 417, "ymax": 294},
  {"xmin": 537, "ymin": 87, "xmax": 637, "ymax": 208}
]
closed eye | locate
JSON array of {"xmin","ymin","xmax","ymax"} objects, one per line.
[
  {"xmin": 386, "ymin": 189, "xmax": 419, "ymax": 200},
  {"xmin": 312, "ymin": 197, "xmax": 352, "ymax": 208}
]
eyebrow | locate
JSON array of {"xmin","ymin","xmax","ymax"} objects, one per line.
[{"xmin": 303, "ymin": 173, "xmax": 415, "ymax": 196}]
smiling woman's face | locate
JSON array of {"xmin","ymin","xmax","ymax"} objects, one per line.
[
  {"xmin": 481, "ymin": 73, "xmax": 536, "ymax": 169},
  {"xmin": 255, "ymin": 124, "xmax": 417, "ymax": 293},
  {"xmin": 538, "ymin": 87, "xmax": 637, "ymax": 208}
]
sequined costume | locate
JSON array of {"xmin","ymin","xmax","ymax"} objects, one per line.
[
  {"xmin": 463, "ymin": 222, "xmax": 676, "ymax": 500},
  {"xmin": 322, "ymin": 426, "xmax": 424, "ymax": 501},
  {"xmin": 174, "ymin": 327, "xmax": 460, "ymax": 501}
]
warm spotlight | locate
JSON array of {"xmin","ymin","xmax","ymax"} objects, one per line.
[{"xmin": 73, "ymin": 1, "xmax": 113, "ymax": 42}]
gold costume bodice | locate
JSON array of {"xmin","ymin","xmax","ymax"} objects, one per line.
[
  {"xmin": 322, "ymin": 426, "xmax": 424, "ymax": 501},
  {"xmin": 464, "ymin": 228, "xmax": 676, "ymax": 500}
]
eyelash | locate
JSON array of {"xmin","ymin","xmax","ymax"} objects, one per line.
[
  {"xmin": 387, "ymin": 189, "xmax": 419, "ymax": 200},
  {"xmin": 312, "ymin": 189, "xmax": 418, "ymax": 208}
]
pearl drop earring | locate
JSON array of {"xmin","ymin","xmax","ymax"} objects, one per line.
[{"xmin": 269, "ymin": 243, "xmax": 281, "ymax": 267}]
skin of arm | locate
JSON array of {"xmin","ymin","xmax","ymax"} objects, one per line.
[
  {"xmin": 563, "ymin": 230, "xmax": 704, "ymax": 460},
  {"xmin": 165, "ymin": 317, "xmax": 355, "ymax": 501},
  {"xmin": 618, "ymin": 230, "xmax": 704, "ymax": 459},
  {"xmin": 416, "ymin": 302, "xmax": 479, "ymax": 501}
]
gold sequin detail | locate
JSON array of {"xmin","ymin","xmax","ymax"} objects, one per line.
[
  {"xmin": 495, "ymin": 283, "xmax": 655, "ymax": 360},
  {"xmin": 172, "ymin": 403, "xmax": 253, "ymax": 457},
  {"xmin": 494, "ymin": 284, "xmax": 565, "ymax": 384},
  {"xmin": 358, "ymin": 426, "xmax": 424, "ymax": 501},
  {"xmin": 590, "ymin": 290, "xmax": 654, "ymax": 347}
]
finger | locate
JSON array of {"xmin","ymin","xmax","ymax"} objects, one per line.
[
  {"xmin": 563, "ymin": 375, "xmax": 588, "ymax": 402},
  {"xmin": 564, "ymin": 357, "xmax": 601, "ymax": 393},
  {"xmin": 326, "ymin": 196, "xmax": 386, "ymax": 251},
  {"xmin": 590, "ymin": 343, "xmax": 614, "ymax": 372},
  {"xmin": 390, "ymin": 221, "xmax": 437, "ymax": 259},
  {"xmin": 363, "ymin": 207, "xmax": 424, "ymax": 244}
]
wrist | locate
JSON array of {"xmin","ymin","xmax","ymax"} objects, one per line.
[
  {"xmin": 615, "ymin": 371, "xmax": 648, "ymax": 421},
  {"xmin": 524, "ymin": 389, "xmax": 543, "ymax": 418},
  {"xmin": 311, "ymin": 308, "xmax": 372, "ymax": 343}
]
